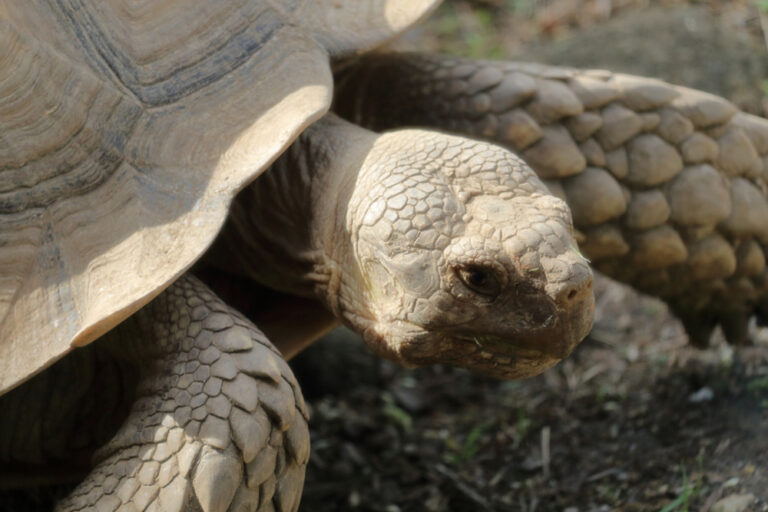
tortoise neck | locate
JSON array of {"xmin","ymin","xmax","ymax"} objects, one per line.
[{"xmin": 209, "ymin": 114, "xmax": 376, "ymax": 314}]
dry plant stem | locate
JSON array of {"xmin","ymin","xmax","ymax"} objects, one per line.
[
  {"xmin": 433, "ymin": 464, "xmax": 492, "ymax": 510},
  {"xmin": 540, "ymin": 426, "xmax": 551, "ymax": 479}
]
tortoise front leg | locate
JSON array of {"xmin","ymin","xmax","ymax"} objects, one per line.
[
  {"xmin": 194, "ymin": 268, "xmax": 339, "ymax": 360},
  {"xmin": 335, "ymin": 53, "xmax": 768, "ymax": 346},
  {"xmin": 56, "ymin": 274, "xmax": 308, "ymax": 512}
]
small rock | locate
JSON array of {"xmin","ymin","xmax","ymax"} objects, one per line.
[
  {"xmin": 520, "ymin": 452, "xmax": 543, "ymax": 471},
  {"xmin": 712, "ymin": 493, "xmax": 755, "ymax": 512},
  {"xmin": 688, "ymin": 386, "xmax": 714, "ymax": 403},
  {"xmin": 392, "ymin": 385, "xmax": 429, "ymax": 413}
]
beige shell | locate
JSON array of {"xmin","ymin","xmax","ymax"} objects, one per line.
[{"xmin": 0, "ymin": 0, "xmax": 438, "ymax": 394}]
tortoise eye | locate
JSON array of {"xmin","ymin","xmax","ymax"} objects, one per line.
[{"xmin": 456, "ymin": 265, "xmax": 502, "ymax": 297}]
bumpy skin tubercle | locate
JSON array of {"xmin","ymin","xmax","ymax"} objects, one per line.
[
  {"xmin": 336, "ymin": 53, "xmax": 768, "ymax": 346},
  {"xmin": 49, "ymin": 275, "xmax": 309, "ymax": 512},
  {"xmin": 217, "ymin": 116, "xmax": 594, "ymax": 379}
]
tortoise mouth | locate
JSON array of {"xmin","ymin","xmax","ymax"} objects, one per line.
[
  {"xmin": 452, "ymin": 333, "xmax": 570, "ymax": 379},
  {"xmin": 454, "ymin": 321, "xmax": 579, "ymax": 358},
  {"xmin": 353, "ymin": 300, "xmax": 592, "ymax": 379},
  {"xmin": 456, "ymin": 334, "xmax": 551, "ymax": 357}
]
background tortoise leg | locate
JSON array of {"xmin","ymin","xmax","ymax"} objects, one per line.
[
  {"xmin": 336, "ymin": 53, "xmax": 768, "ymax": 346},
  {"xmin": 56, "ymin": 274, "xmax": 309, "ymax": 512}
]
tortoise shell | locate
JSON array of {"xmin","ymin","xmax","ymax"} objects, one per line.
[{"xmin": 0, "ymin": 0, "xmax": 437, "ymax": 393}]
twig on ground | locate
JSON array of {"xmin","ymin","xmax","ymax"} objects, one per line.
[
  {"xmin": 433, "ymin": 463, "xmax": 494, "ymax": 511},
  {"xmin": 701, "ymin": 481, "xmax": 727, "ymax": 512},
  {"xmin": 586, "ymin": 468, "xmax": 622, "ymax": 482},
  {"xmin": 541, "ymin": 426, "xmax": 551, "ymax": 479}
]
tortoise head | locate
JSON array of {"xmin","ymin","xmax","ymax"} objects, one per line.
[{"xmin": 337, "ymin": 130, "xmax": 594, "ymax": 379}]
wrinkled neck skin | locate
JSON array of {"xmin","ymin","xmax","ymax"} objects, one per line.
[
  {"xmin": 215, "ymin": 115, "xmax": 372, "ymax": 316},
  {"xmin": 218, "ymin": 115, "xmax": 594, "ymax": 380}
]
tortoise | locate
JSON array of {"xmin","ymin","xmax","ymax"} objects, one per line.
[{"xmin": 2, "ymin": 1, "xmax": 768, "ymax": 511}]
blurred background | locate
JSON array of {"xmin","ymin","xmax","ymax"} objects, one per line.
[{"xmin": 295, "ymin": 2, "xmax": 768, "ymax": 511}]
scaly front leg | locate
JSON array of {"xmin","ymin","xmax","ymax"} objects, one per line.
[
  {"xmin": 335, "ymin": 53, "xmax": 768, "ymax": 346},
  {"xmin": 56, "ymin": 274, "xmax": 308, "ymax": 512}
]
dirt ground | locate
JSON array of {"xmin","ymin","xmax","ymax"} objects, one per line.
[
  {"xmin": 294, "ymin": 2, "xmax": 768, "ymax": 511},
  {"xmin": 295, "ymin": 275, "xmax": 768, "ymax": 512}
]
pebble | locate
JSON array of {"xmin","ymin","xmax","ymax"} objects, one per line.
[
  {"xmin": 688, "ymin": 386, "xmax": 714, "ymax": 403},
  {"xmin": 712, "ymin": 493, "xmax": 755, "ymax": 512}
]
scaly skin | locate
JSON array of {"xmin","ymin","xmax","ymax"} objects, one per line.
[
  {"xmin": 5, "ymin": 114, "xmax": 593, "ymax": 510},
  {"xmin": 0, "ymin": 338, "xmax": 136, "ymax": 481},
  {"xmin": 1, "ymin": 275, "xmax": 308, "ymax": 511},
  {"xmin": 214, "ymin": 115, "xmax": 594, "ymax": 379},
  {"xmin": 335, "ymin": 53, "xmax": 768, "ymax": 346},
  {"xmin": 51, "ymin": 275, "xmax": 309, "ymax": 512}
]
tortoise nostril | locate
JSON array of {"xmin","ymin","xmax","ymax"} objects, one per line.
[
  {"xmin": 544, "ymin": 258, "xmax": 594, "ymax": 307},
  {"xmin": 552, "ymin": 271, "xmax": 593, "ymax": 306}
]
